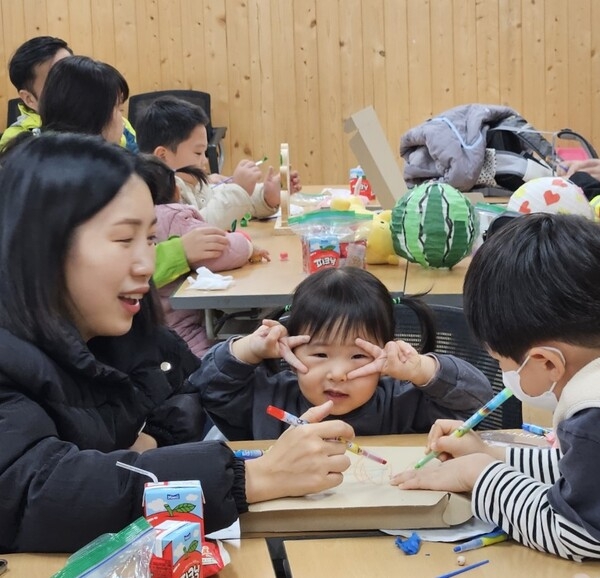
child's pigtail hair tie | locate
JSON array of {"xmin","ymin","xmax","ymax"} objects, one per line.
[
  {"xmin": 392, "ymin": 296, "xmax": 402, "ymax": 305},
  {"xmin": 284, "ymin": 304, "xmax": 292, "ymax": 312}
]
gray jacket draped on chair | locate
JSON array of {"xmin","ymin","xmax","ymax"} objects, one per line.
[{"xmin": 400, "ymin": 103, "xmax": 517, "ymax": 191}]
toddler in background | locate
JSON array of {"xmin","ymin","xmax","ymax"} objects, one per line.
[
  {"xmin": 189, "ymin": 266, "xmax": 493, "ymax": 440},
  {"xmin": 136, "ymin": 95, "xmax": 299, "ymax": 230},
  {"xmin": 136, "ymin": 154, "xmax": 269, "ymax": 356}
]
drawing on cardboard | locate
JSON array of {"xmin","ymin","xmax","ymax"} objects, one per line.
[{"xmin": 241, "ymin": 446, "xmax": 472, "ymax": 533}]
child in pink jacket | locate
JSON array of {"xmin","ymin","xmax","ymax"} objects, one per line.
[{"xmin": 138, "ymin": 155, "xmax": 269, "ymax": 356}]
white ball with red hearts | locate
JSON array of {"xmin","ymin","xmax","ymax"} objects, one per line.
[{"xmin": 508, "ymin": 176, "xmax": 594, "ymax": 219}]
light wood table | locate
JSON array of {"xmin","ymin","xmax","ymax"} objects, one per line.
[
  {"xmin": 170, "ymin": 188, "xmax": 478, "ymax": 337},
  {"xmin": 284, "ymin": 535, "xmax": 600, "ymax": 578},
  {"xmin": 229, "ymin": 434, "xmax": 600, "ymax": 577},
  {"xmin": 3, "ymin": 538, "xmax": 275, "ymax": 578}
]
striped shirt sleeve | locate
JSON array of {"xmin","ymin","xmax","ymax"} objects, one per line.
[
  {"xmin": 506, "ymin": 446, "xmax": 561, "ymax": 483},
  {"xmin": 472, "ymin": 461, "xmax": 600, "ymax": 560}
]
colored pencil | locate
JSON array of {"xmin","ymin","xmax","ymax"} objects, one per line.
[
  {"xmin": 414, "ymin": 388, "xmax": 514, "ymax": 469},
  {"xmin": 435, "ymin": 559, "xmax": 489, "ymax": 578},
  {"xmin": 265, "ymin": 405, "xmax": 387, "ymax": 465}
]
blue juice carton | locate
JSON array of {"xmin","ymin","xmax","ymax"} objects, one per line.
[{"xmin": 144, "ymin": 480, "xmax": 204, "ymax": 528}]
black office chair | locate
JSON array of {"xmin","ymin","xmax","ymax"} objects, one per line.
[
  {"xmin": 394, "ymin": 303, "xmax": 522, "ymax": 430},
  {"xmin": 127, "ymin": 89, "xmax": 227, "ymax": 174},
  {"xmin": 7, "ymin": 98, "xmax": 23, "ymax": 126}
]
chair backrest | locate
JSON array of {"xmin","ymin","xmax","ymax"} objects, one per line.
[
  {"xmin": 394, "ymin": 303, "xmax": 522, "ymax": 430},
  {"xmin": 7, "ymin": 98, "xmax": 23, "ymax": 126},
  {"xmin": 127, "ymin": 89, "xmax": 214, "ymax": 133}
]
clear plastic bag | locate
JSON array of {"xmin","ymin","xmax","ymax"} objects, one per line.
[
  {"xmin": 51, "ymin": 518, "xmax": 155, "ymax": 578},
  {"xmin": 289, "ymin": 209, "xmax": 372, "ymax": 272}
]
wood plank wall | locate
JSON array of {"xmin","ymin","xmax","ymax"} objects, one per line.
[{"xmin": 0, "ymin": 0, "xmax": 598, "ymax": 184}]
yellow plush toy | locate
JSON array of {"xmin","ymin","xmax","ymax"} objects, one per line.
[
  {"xmin": 329, "ymin": 196, "xmax": 371, "ymax": 214},
  {"xmin": 363, "ymin": 210, "xmax": 400, "ymax": 265}
]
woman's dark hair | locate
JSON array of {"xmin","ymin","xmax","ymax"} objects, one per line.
[
  {"xmin": 39, "ymin": 55, "xmax": 128, "ymax": 136},
  {"xmin": 464, "ymin": 213, "xmax": 600, "ymax": 361},
  {"xmin": 135, "ymin": 153, "xmax": 207, "ymax": 205},
  {"xmin": 0, "ymin": 132, "xmax": 152, "ymax": 345},
  {"xmin": 282, "ymin": 267, "xmax": 436, "ymax": 351}
]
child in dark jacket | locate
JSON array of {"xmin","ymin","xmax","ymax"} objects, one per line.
[{"xmin": 190, "ymin": 266, "xmax": 493, "ymax": 440}]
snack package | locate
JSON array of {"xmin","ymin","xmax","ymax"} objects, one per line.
[
  {"xmin": 289, "ymin": 210, "xmax": 372, "ymax": 273},
  {"xmin": 201, "ymin": 540, "xmax": 230, "ymax": 577},
  {"xmin": 150, "ymin": 520, "xmax": 203, "ymax": 578},
  {"xmin": 51, "ymin": 517, "xmax": 155, "ymax": 578}
]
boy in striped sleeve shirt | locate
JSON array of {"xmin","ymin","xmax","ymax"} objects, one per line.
[{"xmin": 393, "ymin": 213, "xmax": 600, "ymax": 561}]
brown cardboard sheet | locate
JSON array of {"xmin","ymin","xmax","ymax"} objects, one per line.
[{"xmin": 240, "ymin": 446, "xmax": 472, "ymax": 533}]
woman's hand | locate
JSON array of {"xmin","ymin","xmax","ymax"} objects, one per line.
[
  {"xmin": 347, "ymin": 338, "xmax": 437, "ymax": 385},
  {"xmin": 244, "ymin": 401, "xmax": 354, "ymax": 502},
  {"xmin": 128, "ymin": 432, "xmax": 158, "ymax": 453}
]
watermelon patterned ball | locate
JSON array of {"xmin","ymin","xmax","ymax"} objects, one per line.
[
  {"xmin": 508, "ymin": 176, "xmax": 593, "ymax": 219},
  {"xmin": 391, "ymin": 182, "xmax": 478, "ymax": 269}
]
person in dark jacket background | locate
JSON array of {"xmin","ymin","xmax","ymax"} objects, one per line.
[{"xmin": 0, "ymin": 132, "xmax": 353, "ymax": 554}]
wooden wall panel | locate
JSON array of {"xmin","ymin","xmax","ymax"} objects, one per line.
[{"xmin": 0, "ymin": 0, "xmax": 598, "ymax": 184}]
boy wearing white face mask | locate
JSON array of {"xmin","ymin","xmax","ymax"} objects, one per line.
[{"xmin": 392, "ymin": 213, "xmax": 600, "ymax": 561}]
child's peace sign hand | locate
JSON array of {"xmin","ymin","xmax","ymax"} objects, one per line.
[
  {"xmin": 347, "ymin": 338, "xmax": 437, "ymax": 385},
  {"xmin": 230, "ymin": 319, "xmax": 309, "ymax": 371}
]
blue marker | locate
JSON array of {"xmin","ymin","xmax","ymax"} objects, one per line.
[
  {"xmin": 453, "ymin": 527, "xmax": 508, "ymax": 552},
  {"xmin": 522, "ymin": 423, "xmax": 551, "ymax": 436},
  {"xmin": 233, "ymin": 449, "xmax": 264, "ymax": 459}
]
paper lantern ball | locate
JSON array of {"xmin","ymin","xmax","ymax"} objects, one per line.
[
  {"xmin": 508, "ymin": 176, "xmax": 594, "ymax": 219},
  {"xmin": 391, "ymin": 182, "xmax": 478, "ymax": 268}
]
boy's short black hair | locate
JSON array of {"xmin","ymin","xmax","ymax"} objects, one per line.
[
  {"xmin": 8, "ymin": 36, "xmax": 73, "ymax": 93},
  {"xmin": 136, "ymin": 96, "xmax": 209, "ymax": 154},
  {"xmin": 464, "ymin": 213, "xmax": 600, "ymax": 361}
]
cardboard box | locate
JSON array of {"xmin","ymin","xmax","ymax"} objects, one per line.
[
  {"xmin": 344, "ymin": 106, "xmax": 408, "ymax": 210},
  {"xmin": 240, "ymin": 446, "xmax": 472, "ymax": 533},
  {"xmin": 150, "ymin": 520, "xmax": 203, "ymax": 578}
]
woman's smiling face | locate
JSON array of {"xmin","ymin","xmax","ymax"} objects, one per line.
[{"xmin": 64, "ymin": 174, "xmax": 157, "ymax": 341}]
